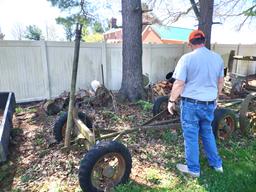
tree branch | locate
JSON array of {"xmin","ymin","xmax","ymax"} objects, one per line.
[
  {"xmin": 190, "ymin": 0, "xmax": 200, "ymax": 20},
  {"xmin": 237, "ymin": 15, "xmax": 250, "ymax": 30},
  {"xmin": 161, "ymin": 5, "xmax": 194, "ymax": 24}
]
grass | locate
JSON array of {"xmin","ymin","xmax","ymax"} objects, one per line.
[
  {"xmin": 136, "ymin": 100, "xmax": 153, "ymax": 112},
  {"xmin": 0, "ymin": 161, "xmax": 21, "ymax": 192},
  {"xmin": 115, "ymin": 136, "xmax": 256, "ymax": 192},
  {"xmin": 15, "ymin": 106, "xmax": 37, "ymax": 114},
  {"xmin": 145, "ymin": 168, "xmax": 162, "ymax": 185},
  {"xmin": 102, "ymin": 110, "xmax": 121, "ymax": 122}
]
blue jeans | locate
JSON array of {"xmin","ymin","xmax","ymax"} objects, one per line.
[{"xmin": 180, "ymin": 100, "xmax": 222, "ymax": 173}]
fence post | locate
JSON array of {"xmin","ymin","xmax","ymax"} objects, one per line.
[
  {"xmin": 40, "ymin": 41, "xmax": 51, "ymax": 99},
  {"xmin": 149, "ymin": 43, "xmax": 153, "ymax": 82},
  {"xmin": 235, "ymin": 43, "xmax": 241, "ymax": 74},
  {"xmin": 212, "ymin": 42, "xmax": 217, "ymax": 51},
  {"xmin": 182, "ymin": 42, "xmax": 186, "ymax": 55},
  {"xmin": 101, "ymin": 42, "xmax": 107, "ymax": 87}
]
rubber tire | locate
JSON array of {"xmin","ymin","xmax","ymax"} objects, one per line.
[
  {"xmin": 212, "ymin": 108, "xmax": 237, "ymax": 140},
  {"xmin": 79, "ymin": 141, "xmax": 132, "ymax": 192},
  {"xmin": 152, "ymin": 96, "xmax": 169, "ymax": 116},
  {"xmin": 53, "ymin": 112, "xmax": 93, "ymax": 143}
]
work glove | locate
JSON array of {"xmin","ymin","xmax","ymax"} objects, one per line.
[{"xmin": 168, "ymin": 101, "xmax": 176, "ymax": 115}]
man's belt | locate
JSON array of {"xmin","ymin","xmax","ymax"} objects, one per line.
[{"xmin": 182, "ymin": 97, "xmax": 215, "ymax": 105}]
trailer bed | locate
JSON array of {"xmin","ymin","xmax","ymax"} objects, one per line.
[{"xmin": 0, "ymin": 92, "xmax": 16, "ymax": 162}]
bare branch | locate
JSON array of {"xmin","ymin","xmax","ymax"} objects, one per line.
[
  {"xmin": 237, "ymin": 15, "xmax": 250, "ymax": 30},
  {"xmin": 161, "ymin": 5, "xmax": 194, "ymax": 24},
  {"xmin": 190, "ymin": 0, "xmax": 200, "ymax": 20},
  {"xmin": 142, "ymin": 9, "xmax": 153, "ymax": 13},
  {"xmin": 214, "ymin": 0, "xmax": 241, "ymax": 16},
  {"xmin": 146, "ymin": 0, "xmax": 256, "ymax": 31},
  {"xmin": 78, "ymin": 0, "xmax": 96, "ymax": 22}
]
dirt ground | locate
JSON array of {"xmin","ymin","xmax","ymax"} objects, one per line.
[
  {"xmin": 0, "ymin": 100, "xmax": 181, "ymax": 192},
  {"xmin": 1, "ymin": 93, "xmax": 256, "ymax": 192}
]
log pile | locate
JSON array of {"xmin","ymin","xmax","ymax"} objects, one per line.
[
  {"xmin": 43, "ymin": 83, "xmax": 114, "ymax": 115},
  {"xmin": 151, "ymin": 80, "xmax": 173, "ymax": 97}
]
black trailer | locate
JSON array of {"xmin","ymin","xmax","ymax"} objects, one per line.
[{"xmin": 0, "ymin": 92, "xmax": 16, "ymax": 162}]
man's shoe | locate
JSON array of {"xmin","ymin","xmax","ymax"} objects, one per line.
[
  {"xmin": 176, "ymin": 164, "xmax": 200, "ymax": 177},
  {"xmin": 214, "ymin": 166, "xmax": 223, "ymax": 173}
]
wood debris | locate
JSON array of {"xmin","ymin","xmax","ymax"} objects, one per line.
[{"xmin": 151, "ymin": 80, "xmax": 173, "ymax": 97}]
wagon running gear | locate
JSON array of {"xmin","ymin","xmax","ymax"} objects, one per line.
[{"xmin": 79, "ymin": 141, "xmax": 132, "ymax": 192}]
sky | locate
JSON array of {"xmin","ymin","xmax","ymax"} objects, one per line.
[{"xmin": 0, "ymin": 0, "xmax": 256, "ymax": 44}]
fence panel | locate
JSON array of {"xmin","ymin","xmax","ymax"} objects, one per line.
[
  {"xmin": 106, "ymin": 44, "xmax": 122, "ymax": 90},
  {"xmin": 0, "ymin": 41, "xmax": 255, "ymax": 102},
  {"xmin": 46, "ymin": 42, "xmax": 103, "ymax": 98},
  {"xmin": 0, "ymin": 41, "xmax": 48, "ymax": 102},
  {"xmin": 148, "ymin": 44, "xmax": 184, "ymax": 83},
  {"xmin": 236, "ymin": 45, "xmax": 256, "ymax": 75}
]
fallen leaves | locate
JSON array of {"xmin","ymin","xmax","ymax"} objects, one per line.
[{"xmin": 3, "ymin": 94, "xmax": 256, "ymax": 191}]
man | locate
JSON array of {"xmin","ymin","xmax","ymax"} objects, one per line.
[{"xmin": 168, "ymin": 30, "xmax": 223, "ymax": 177}]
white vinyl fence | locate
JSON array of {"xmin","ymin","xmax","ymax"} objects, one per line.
[{"xmin": 0, "ymin": 40, "xmax": 256, "ymax": 102}]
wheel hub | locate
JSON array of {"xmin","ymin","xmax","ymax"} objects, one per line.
[
  {"xmin": 218, "ymin": 116, "xmax": 235, "ymax": 139},
  {"xmin": 102, "ymin": 166, "xmax": 115, "ymax": 178},
  {"xmin": 222, "ymin": 123, "xmax": 231, "ymax": 133},
  {"xmin": 91, "ymin": 152, "xmax": 126, "ymax": 190}
]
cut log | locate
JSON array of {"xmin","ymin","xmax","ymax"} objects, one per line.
[
  {"xmin": 90, "ymin": 86, "xmax": 113, "ymax": 107},
  {"xmin": 43, "ymin": 98, "xmax": 65, "ymax": 115}
]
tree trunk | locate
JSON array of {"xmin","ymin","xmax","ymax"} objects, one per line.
[
  {"xmin": 199, "ymin": 0, "xmax": 214, "ymax": 49},
  {"xmin": 119, "ymin": 0, "xmax": 146, "ymax": 102},
  {"xmin": 65, "ymin": 24, "xmax": 82, "ymax": 147}
]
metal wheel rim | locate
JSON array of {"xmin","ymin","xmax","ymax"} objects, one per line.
[
  {"xmin": 91, "ymin": 152, "xmax": 126, "ymax": 190},
  {"xmin": 247, "ymin": 99, "xmax": 256, "ymax": 133},
  {"xmin": 218, "ymin": 115, "xmax": 235, "ymax": 140}
]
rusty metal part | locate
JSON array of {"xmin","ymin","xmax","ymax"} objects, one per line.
[
  {"xmin": 101, "ymin": 122, "xmax": 181, "ymax": 141},
  {"xmin": 224, "ymin": 50, "xmax": 256, "ymax": 97},
  {"xmin": 217, "ymin": 99, "xmax": 242, "ymax": 108},
  {"xmin": 91, "ymin": 152, "xmax": 126, "ymax": 190},
  {"xmin": 245, "ymin": 74, "xmax": 256, "ymax": 91},
  {"xmin": 239, "ymin": 92, "xmax": 256, "ymax": 134},
  {"xmin": 217, "ymin": 115, "xmax": 236, "ymax": 140},
  {"xmin": 224, "ymin": 74, "xmax": 247, "ymax": 98},
  {"xmin": 141, "ymin": 108, "xmax": 168, "ymax": 126}
]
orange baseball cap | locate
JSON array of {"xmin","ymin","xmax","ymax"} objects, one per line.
[{"xmin": 189, "ymin": 30, "xmax": 205, "ymax": 42}]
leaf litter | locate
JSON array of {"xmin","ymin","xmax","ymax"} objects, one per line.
[{"xmin": 1, "ymin": 93, "xmax": 256, "ymax": 191}]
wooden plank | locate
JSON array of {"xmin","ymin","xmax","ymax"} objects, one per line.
[{"xmin": 73, "ymin": 118, "xmax": 95, "ymax": 145}]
